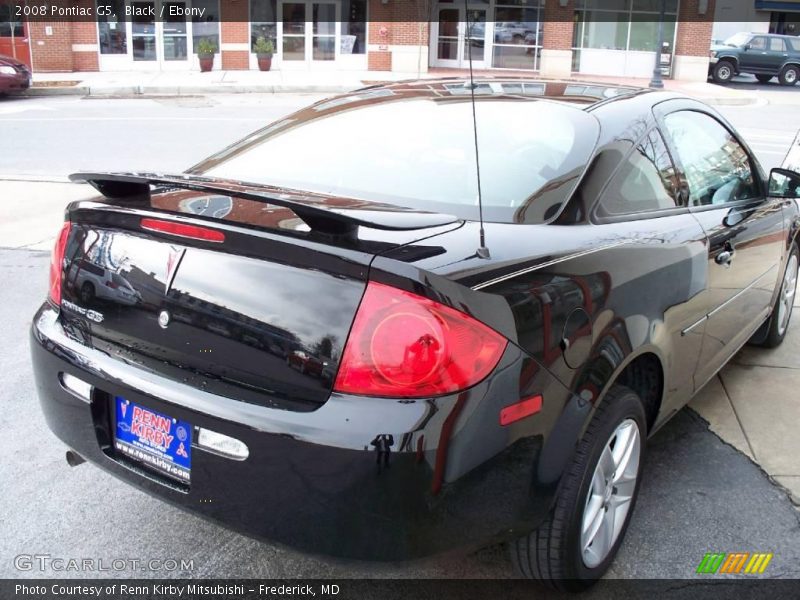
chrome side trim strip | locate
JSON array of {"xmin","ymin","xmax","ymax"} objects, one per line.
[
  {"xmin": 707, "ymin": 264, "xmax": 778, "ymax": 319},
  {"xmin": 681, "ymin": 315, "xmax": 708, "ymax": 336},
  {"xmin": 472, "ymin": 240, "xmax": 632, "ymax": 291},
  {"xmin": 680, "ymin": 263, "xmax": 779, "ymax": 336}
]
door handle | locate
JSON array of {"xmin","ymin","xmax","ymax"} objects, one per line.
[{"xmin": 715, "ymin": 250, "xmax": 734, "ymax": 266}]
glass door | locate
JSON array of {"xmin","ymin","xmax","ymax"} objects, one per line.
[
  {"xmin": 131, "ymin": 0, "xmax": 157, "ymax": 62},
  {"xmin": 127, "ymin": 0, "xmax": 191, "ymax": 70},
  {"xmin": 278, "ymin": 0, "xmax": 339, "ymax": 69},
  {"xmin": 280, "ymin": 2, "xmax": 306, "ymax": 62},
  {"xmin": 311, "ymin": 2, "xmax": 336, "ymax": 62},
  {"xmin": 434, "ymin": 7, "xmax": 460, "ymax": 67},
  {"xmin": 431, "ymin": 3, "xmax": 488, "ymax": 69},
  {"xmin": 161, "ymin": 0, "xmax": 189, "ymax": 63}
]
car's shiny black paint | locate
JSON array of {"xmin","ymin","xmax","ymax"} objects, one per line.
[{"xmin": 31, "ymin": 79, "xmax": 800, "ymax": 560}]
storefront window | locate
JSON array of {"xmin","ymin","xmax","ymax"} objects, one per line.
[
  {"xmin": 573, "ymin": 0, "xmax": 679, "ymax": 57},
  {"xmin": 491, "ymin": 0, "xmax": 542, "ymax": 70},
  {"xmin": 192, "ymin": 0, "xmax": 220, "ymax": 53},
  {"xmin": 97, "ymin": 0, "xmax": 127, "ymax": 54},
  {"xmin": 250, "ymin": 0, "xmax": 277, "ymax": 52},
  {"xmin": 341, "ymin": 0, "xmax": 366, "ymax": 55},
  {"xmin": 629, "ymin": 19, "xmax": 676, "ymax": 52},
  {"xmin": 579, "ymin": 18, "xmax": 628, "ymax": 50}
]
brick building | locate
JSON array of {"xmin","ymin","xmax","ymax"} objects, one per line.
[{"xmin": 1, "ymin": 0, "xmax": 724, "ymax": 81}]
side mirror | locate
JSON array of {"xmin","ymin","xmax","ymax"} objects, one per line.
[
  {"xmin": 744, "ymin": 43, "xmax": 752, "ymax": 51},
  {"xmin": 768, "ymin": 168, "xmax": 800, "ymax": 198}
]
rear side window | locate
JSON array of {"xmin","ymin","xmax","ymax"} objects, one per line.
[
  {"xmin": 596, "ymin": 129, "xmax": 679, "ymax": 217},
  {"xmin": 662, "ymin": 110, "xmax": 758, "ymax": 206},
  {"xmin": 769, "ymin": 37, "xmax": 786, "ymax": 52},
  {"xmin": 789, "ymin": 38, "xmax": 800, "ymax": 52}
]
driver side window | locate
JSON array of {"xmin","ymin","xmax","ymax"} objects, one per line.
[{"xmin": 662, "ymin": 111, "xmax": 759, "ymax": 206}]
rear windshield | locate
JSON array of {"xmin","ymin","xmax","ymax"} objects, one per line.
[{"xmin": 200, "ymin": 98, "xmax": 599, "ymax": 224}]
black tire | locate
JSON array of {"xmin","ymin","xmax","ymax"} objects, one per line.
[
  {"xmin": 79, "ymin": 281, "xmax": 95, "ymax": 303},
  {"xmin": 755, "ymin": 74, "xmax": 773, "ymax": 84},
  {"xmin": 779, "ymin": 65, "xmax": 800, "ymax": 86},
  {"xmin": 510, "ymin": 385, "xmax": 647, "ymax": 591},
  {"xmin": 712, "ymin": 60, "xmax": 735, "ymax": 84},
  {"xmin": 756, "ymin": 244, "xmax": 799, "ymax": 348}
]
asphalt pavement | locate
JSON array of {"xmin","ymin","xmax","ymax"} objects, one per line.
[
  {"xmin": 1, "ymin": 248, "xmax": 798, "ymax": 582},
  {"xmin": 1, "ymin": 90, "xmax": 800, "ymax": 584}
]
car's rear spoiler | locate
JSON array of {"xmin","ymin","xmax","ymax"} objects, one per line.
[{"xmin": 69, "ymin": 172, "xmax": 460, "ymax": 235}]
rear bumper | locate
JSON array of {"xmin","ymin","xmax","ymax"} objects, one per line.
[{"xmin": 31, "ymin": 304, "xmax": 571, "ymax": 560}]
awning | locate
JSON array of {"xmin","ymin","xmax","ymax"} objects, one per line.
[{"xmin": 755, "ymin": 1, "xmax": 800, "ymax": 12}]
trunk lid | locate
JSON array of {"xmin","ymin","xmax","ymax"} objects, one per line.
[{"xmin": 58, "ymin": 176, "xmax": 461, "ymax": 411}]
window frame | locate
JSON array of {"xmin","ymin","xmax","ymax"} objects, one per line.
[
  {"xmin": 656, "ymin": 107, "xmax": 766, "ymax": 214},
  {"xmin": 590, "ymin": 125, "xmax": 687, "ymax": 225}
]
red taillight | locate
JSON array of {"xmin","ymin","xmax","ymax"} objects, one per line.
[
  {"xmin": 334, "ymin": 281, "xmax": 507, "ymax": 398},
  {"xmin": 48, "ymin": 221, "xmax": 72, "ymax": 306},
  {"xmin": 140, "ymin": 218, "xmax": 225, "ymax": 243}
]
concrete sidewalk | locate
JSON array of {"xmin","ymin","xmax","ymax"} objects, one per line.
[
  {"xmin": 26, "ymin": 68, "xmax": 771, "ymax": 106},
  {"xmin": 6, "ymin": 179, "xmax": 800, "ymax": 509},
  {"xmin": 692, "ymin": 317, "xmax": 800, "ymax": 506}
]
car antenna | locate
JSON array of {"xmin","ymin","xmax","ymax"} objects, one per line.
[{"xmin": 463, "ymin": 0, "xmax": 490, "ymax": 259}]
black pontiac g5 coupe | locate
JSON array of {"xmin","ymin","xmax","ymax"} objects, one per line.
[{"xmin": 30, "ymin": 79, "xmax": 800, "ymax": 589}]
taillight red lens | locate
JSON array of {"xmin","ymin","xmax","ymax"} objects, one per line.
[
  {"xmin": 48, "ymin": 222, "xmax": 72, "ymax": 306},
  {"xmin": 140, "ymin": 218, "xmax": 225, "ymax": 243},
  {"xmin": 334, "ymin": 281, "xmax": 507, "ymax": 398}
]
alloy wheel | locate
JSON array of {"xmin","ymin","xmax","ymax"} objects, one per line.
[
  {"xmin": 777, "ymin": 253, "xmax": 799, "ymax": 337},
  {"xmin": 717, "ymin": 65, "xmax": 732, "ymax": 80},
  {"xmin": 581, "ymin": 418, "xmax": 641, "ymax": 569}
]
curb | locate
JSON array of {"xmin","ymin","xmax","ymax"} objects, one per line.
[
  {"xmin": 24, "ymin": 86, "xmax": 89, "ymax": 97},
  {"xmin": 23, "ymin": 83, "xmax": 361, "ymax": 98}
]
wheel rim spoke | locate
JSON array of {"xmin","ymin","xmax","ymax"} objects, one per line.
[{"xmin": 581, "ymin": 418, "xmax": 641, "ymax": 569}]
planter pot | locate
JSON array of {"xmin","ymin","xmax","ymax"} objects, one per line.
[
  {"xmin": 198, "ymin": 54, "xmax": 214, "ymax": 72},
  {"xmin": 257, "ymin": 54, "xmax": 273, "ymax": 72}
]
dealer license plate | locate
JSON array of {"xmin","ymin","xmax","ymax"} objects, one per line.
[{"xmin": 113, "ymin": 396, "xmax": 192, "ymax": 483}]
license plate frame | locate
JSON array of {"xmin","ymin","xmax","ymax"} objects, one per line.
[{"xmin": 113, "ymin": 396, "xmax": 192, "ymax": 484}]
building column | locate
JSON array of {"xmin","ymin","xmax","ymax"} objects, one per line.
[
  {"xmin": 540, "ymin": 0, "xmax": 575, "ymax": 78},
  {"xmin": 220, "ymin": 1, "xmax": 250, "ymax": 70},
  {"xmin": 367, "ymin": 0, "xmax": 428, "ymax": 74},
  {"xmin": 29, "ymin": 21, "xmax": 73, "ymax": 72},
  {"xmin": 71, "ymin": 0, "xmax": 99, "ymax": 72},
  {"xmin": 673, "ymin": 0, "xmax": 715, "ymax": 81}
]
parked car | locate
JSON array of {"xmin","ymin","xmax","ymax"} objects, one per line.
[
  {"xmin": 286, "ymin": 349, "xmax": 327, "ymax": 377},
  {"xmin": 494, "ymin": 21, "xmax": 536, "ymax": 44},
  {"xmin": 0, "ymin": 54, "xmax": 31, "ymax": 95},
  {"xmin": 66, "ymin": 259, "xmax": 141, "ymax": 306},
  {"xmin": 31, "ymin": 79, "xmax": 800, "ymax": 590},
  {"xmin": 709, "ymin": 32, "xmax": 800, "ymax": 85}
]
